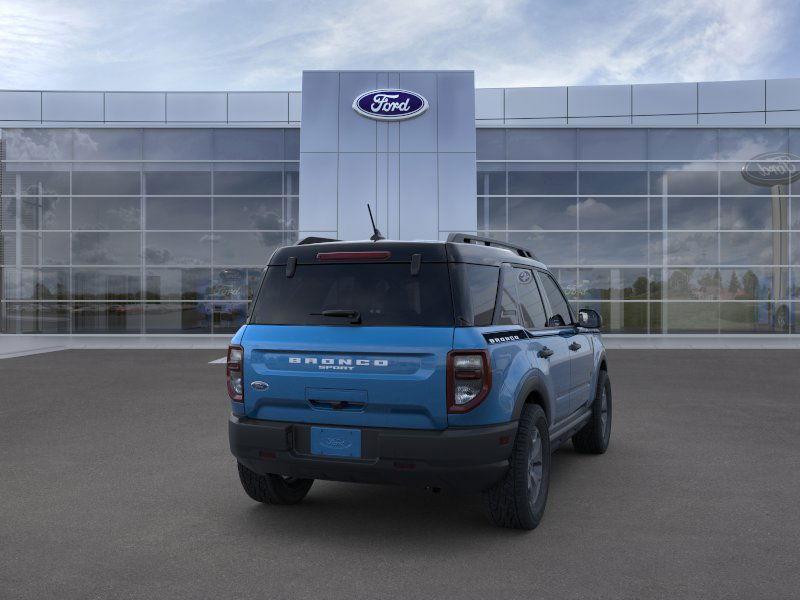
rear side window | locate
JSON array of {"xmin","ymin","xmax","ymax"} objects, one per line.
[
  {"xmin": 538, "ymin": 272, "xmax": 572, "ymax": 327},
  {"xmin": 514, "ymin": 268, "xmax": 547, "ymax": 329},
  {"xmin": 495, "ymin": 266, "xmax": 519, "ymax": 325},
  {"xmin": 250, "ymin": 263, "xmax": 454, "ymax": 326},
  {"xmin": 449, "ymin": 264, "xmax": 499, "ymax": 326}
]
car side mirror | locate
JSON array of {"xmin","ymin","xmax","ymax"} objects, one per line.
[{"xmin": 577, "ymin": 308, "xmax": 602, "ymax": 329}]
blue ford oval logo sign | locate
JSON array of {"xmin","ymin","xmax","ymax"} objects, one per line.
[
  {"xmin": 353, "ymin": 89, "xmax": 428, "ymax": 121},
  {"xmin": 742, "ymin": 152, "xmax": 800, "ymax": 186}
]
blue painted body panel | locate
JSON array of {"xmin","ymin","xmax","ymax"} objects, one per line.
[
  {"xmin": 448, "ymin": 326, "xmax": 530, "ymax": 427},
  {"xmin": 310, "ymin": 426, "xmax": 362, "ymax": 458},
  {"xmin": 230, "ymin": 325, "xmax": 246, "ymax": 346},
  {"xmin": 448, "ymin": 325, "xmax": 602, "ymax": 427},
  {"xmin": 532, "ymin": 332, "xmax": 572, "ymax": 422},
  {"xmin": 235, "ymin": 321, "xmax": 606, "ymax": 431},
  {"xmin": 241, "ymin": 325, "xmax": 454, "ymax": 430}
]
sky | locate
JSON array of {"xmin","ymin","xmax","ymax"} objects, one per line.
[{"xmin": 0, "ymin": 0, "xmax": 798, "ymax": 91}]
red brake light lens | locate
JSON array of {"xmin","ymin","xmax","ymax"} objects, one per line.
[
  {"xmin": 447, "ymin": 350, "xmax": 491, "ymax": 413},
  {"xmin": 316, "ymin": 251, "xmax": 391, "ymax": 261},
  {"xmin": 227, "ymin": 345, "xmax": 244, "ymax": 402}
]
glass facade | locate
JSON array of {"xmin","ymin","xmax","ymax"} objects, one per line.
[
  {"xmin": 0, "ymin": 128, "xmax": 299, "ymax": 334},
  {"xmin": 478, "ymin": 128, "xmax": 800, "ymax": 334},
  {"xmin": 1, "ymin": 125, "xmax": 799, "ymax": 335}
]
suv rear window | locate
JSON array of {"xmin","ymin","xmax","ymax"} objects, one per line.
[
  {"xmin": 250, "ymin": 263, "xmax": 454, "ymax": 326},
  {"xmin": 449, "ymin": 264, "xmax": 499, "ymax": 326}
]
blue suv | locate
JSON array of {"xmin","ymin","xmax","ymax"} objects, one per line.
[{"xmin": 228, "ymin": 234, "xmax": 611, "ymax": 529}]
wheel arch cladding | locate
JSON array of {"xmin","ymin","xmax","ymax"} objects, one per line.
[
  {"xmin": 512, "ymin": 374, "xmax": 553, "ymax": 425},
  {"xmin": 597, "ymin": 349, "xmax": 608, "ymax": 381}
]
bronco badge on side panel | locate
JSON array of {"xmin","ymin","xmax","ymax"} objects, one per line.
[{"xmin": 483, "ymin": 330, "xmax": 530, "ymax": 345}]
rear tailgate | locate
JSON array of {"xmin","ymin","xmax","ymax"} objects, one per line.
[{"xmin": 242, "ymin": 325, "xmax": 454, "ymax": 429}]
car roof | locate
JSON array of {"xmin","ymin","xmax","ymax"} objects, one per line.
[{"xmin": 269, "ymin": 239, "xmax": 548, "ymax": 270}]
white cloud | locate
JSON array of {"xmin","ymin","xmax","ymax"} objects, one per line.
[
  {"xmin": 237, "ymin": 0, "xmax": 522, "ymax": 88},
  {"xmin": 0, "ymin": 1, "xmax": 93, "ymax": 86},
  {"xmin": 0, "ymin": 0, "xmax": 794, "ymax": 90},
  {"xmin": 471, "ymin": 0, "xmax": 791, "ymax": 87}
]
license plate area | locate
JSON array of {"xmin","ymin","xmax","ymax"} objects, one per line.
[{"xmin": 310, "ymin": 426, "xmax": 362, "ymax": 458}]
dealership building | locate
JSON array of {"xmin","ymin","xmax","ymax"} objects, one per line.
[{"xmin": 1, "ymin": 70, "xmax": 799, "ymax": 339}]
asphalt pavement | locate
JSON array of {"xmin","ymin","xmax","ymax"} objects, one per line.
[{"xmin": 1, "ymin": 349, "xmax": 799, "ymax": 599}]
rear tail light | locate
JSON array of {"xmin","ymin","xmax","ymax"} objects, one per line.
[
  {"xmin": 227, "ymin": 345, "xmax": 244, "ymax": 402},
  {"xmin": 447, "ymin": 350, "xmax": 491, "ymax": 413}
]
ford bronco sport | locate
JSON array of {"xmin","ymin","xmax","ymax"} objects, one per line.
[{"xmin": 228, "ymin": 233, "xmax": 611, "ymax": 530}]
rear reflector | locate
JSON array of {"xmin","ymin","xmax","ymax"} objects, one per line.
[
  {"xmin": 393, "ymin": 461, "xmax": 416, "ymax": 470},
  {"xmin": 316, "ymin": 251, "xmax": 391, "ymax": 261}
]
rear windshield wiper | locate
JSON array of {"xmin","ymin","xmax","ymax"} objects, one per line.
[{"xmin": 310, "ymin": 309, "xmax": 362, "ymax": 324}]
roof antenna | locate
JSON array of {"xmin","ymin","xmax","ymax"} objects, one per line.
[{"xmin": 367, "ymin": 204, "xmax": 385, "ymax": 241}]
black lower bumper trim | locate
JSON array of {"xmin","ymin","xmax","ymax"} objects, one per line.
[{"xmin": 229, "ymin": 416, "xmax": 517, "ymax": 493}]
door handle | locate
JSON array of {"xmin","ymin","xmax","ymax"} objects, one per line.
[
  {"xmin": 569, "ymin": 342, "xmax": 582, "ymax": 351},
  {"xmin": 538, "ymin": 347, "xmax": 554, "ymax": 359}
]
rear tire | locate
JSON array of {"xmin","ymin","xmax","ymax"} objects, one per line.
[
  {"xmin": 237, "ymin": 462, "xmax": 314, "ymax": 505},
  {"xmin": 483, "ymin": 404, "xmax": 551, "ymax": 530},
  {"xmin": 572, "ymin": 370, "xmax": 612, "ymax": 454}
]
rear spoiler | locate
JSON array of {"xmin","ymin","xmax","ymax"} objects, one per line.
[{"xmin": 297, "ymin": 236, "xmax": 339, "ymax": 245}]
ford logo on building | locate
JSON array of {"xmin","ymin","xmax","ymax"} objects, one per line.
[
  {"xmin": 352, "ymin": 89, "xmax": 428, "ymax": 121},
  {"xmin": 741, "ymin": 152, "xmax": 800, "ymax": 187}
]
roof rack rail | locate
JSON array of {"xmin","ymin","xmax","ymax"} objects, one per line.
[
  {"xmin": 446, "ymin": 233, "xmax": 536, "ymax": 259},
  {"xmin": 296, "ymin": 236, "xmax": 339, "ymax": 245}
]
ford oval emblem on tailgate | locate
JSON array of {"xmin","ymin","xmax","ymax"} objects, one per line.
[
  {"xmin": 250, "ymin": 381, "xmax": 269, "ymax": 391},
  {"xmin": 311, "ymin": 427, "xmax": 362, "ymax": 458}
]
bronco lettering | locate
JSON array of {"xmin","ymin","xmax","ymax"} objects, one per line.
[{"xmin": 288, "ymin": 356, "xmax": 389, "ymax": 368}]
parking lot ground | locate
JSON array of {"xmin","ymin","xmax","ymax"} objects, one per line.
[{"xmin": 1, "ymin": 349, "xmax": 799, "ymax": 600}]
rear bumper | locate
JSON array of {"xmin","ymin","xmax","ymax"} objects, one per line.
[{"xmin": 229, "ymin": 415, "xmax": 517, "ymax": 493}]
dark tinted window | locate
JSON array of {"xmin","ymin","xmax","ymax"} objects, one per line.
[
  {"xmin": 213, "ymin": 129, "xmax": 283, "ymax": 160},
  {"xmin": 514, "ymin": 268, "xmax": 547, "ymax": 329},
  {"xmin": 20, "ymin": 197, "xmax": 69, "ymax": 230},
  {"xmin": 495, "ymin": 267, "xmax": 519, "ymax": 325},
  {"xmin": 73, "ymin": 129, "xmax": 141, "ymax": 160},
  {"xmin": 579, "ymin": 171, "xmax": 647, "ymax": 195},
  {"xmin": 72, "ymin": 197, "xmax": 140, "ymax": 230},
  {"xmin": 648, "ymin": 129, "xmax": 718, "ymax": 161},
  {"xmin": 213, "ymin": 197, "xmax": 283, "ymax": 230},
  {"xmin": 72, "ymin": 171, "xmax": 140, "ymax": 195},
  {"xmin": 539, "ymin": 272, "xmax": 572, "ymax": 326},
  {"xmin": 450, "ymin": 264, "xmax": 498, "ymax": 326},
  {"xmin": 144, "ymin": 171, "xmax": 211, "ymax": 195},
  {"xmin": 578, "ymin": 129, "xmax": 646, "ymax": 160},
  {"xmin": 145, "ymin": 197, "xmax": 211, "ymax": 230},
  {"xmin": 213, "ymin": 170, "xmax": 282, "ymax": 195},
  {"xmin": 251, "ymin": 263, "xmax": 453, "ymax": 326},
  {"xmin": 285, "ymin": 129, "xmax": 300, "ymax": 159},
  {"xmin": 476, "ymin": 129, "xmax": 505, "ymax": 160},
  {"xmin": 143, "ymin": 129, "xmax": 213, "ymax": 160},
  {"xmin": 508, "ymin": 170, "xmax": 576, "ymax": 195},
  {"xmin": 508, "ymin": 129, "xmax": 576, "ymax": 160}
]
